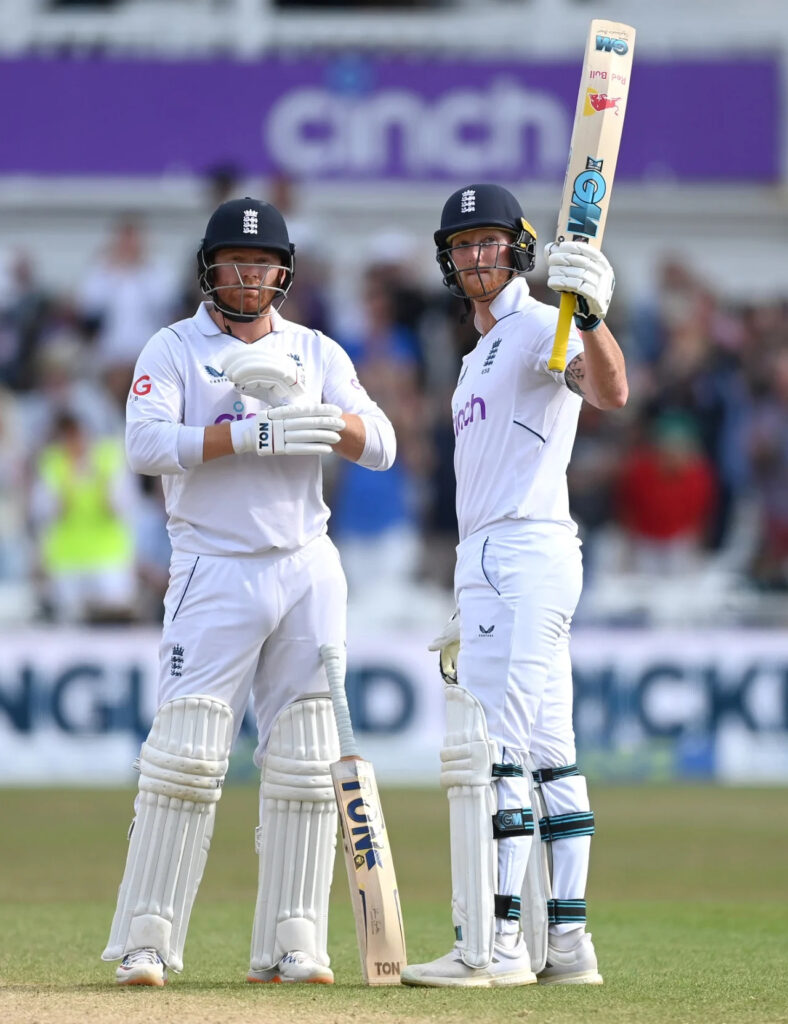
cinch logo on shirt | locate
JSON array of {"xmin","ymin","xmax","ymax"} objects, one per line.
[
  {"xmin": 215, "ymin": 399, "xmax": 255, "ymax": 424},
  {"xmin": 453, "ymin": 394, "xmax": 486, "ymax": 436}
]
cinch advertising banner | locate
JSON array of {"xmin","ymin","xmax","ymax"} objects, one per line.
[
  {"xmin": 0, "ymin": 55, "xmax": 779, "ymax": 182},
  {"xmin": 0, "ymin": 627, "xmax": 786, "ymax": 785}
]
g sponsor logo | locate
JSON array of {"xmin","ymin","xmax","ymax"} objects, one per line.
[{"xmin": 132, "ymin": 374, "xmax": 152, "ymax": 396}]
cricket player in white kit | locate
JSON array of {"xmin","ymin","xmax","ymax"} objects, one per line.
[
  {"xmin": 401, "ymin": 184, "xmax": 627, "ymax": 988},
  {"xmin": 102, "ymin": 197, "xmax": 395, "ymax": 987}
]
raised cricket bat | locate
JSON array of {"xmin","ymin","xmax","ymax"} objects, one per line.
[
  {"xmin": 320, "ymin": 644, "xmax": 407, "ymax": 985},
  {"xmin": 548, "ymin": 19, "xmax": 636, "ymax": 372}
]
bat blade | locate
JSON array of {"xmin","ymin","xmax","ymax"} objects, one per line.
[
  {"xmin": 331, "ymin": 756, "xmax": 407, "ymax": 985},
  {"xmin": 549, "ymin": 19, "xmax": 636, "ymax": 371}
]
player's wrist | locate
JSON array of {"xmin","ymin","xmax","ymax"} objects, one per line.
[
  {"xmin": 573, "ymin": 293, "xmax": 604, "ymax": 332},
  {"xmin": 230, "ymin": 417, "xmax": 256, "ymax": 455}
]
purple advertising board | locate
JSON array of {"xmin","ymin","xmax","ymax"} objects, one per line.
[{"xmin": 0, "ymin": 55, "xmax": 780, "ymax": 182}]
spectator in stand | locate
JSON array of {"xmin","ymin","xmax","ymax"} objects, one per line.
[
  {"xmin": 78, "ymin": 215, "xmax": 179, "ymax": 374},
  {"xmin": 0, "ymin": 386, "xmax": 31, "ymax": 588},
  {"xmin": 29, "ymin": 410, "xmax": 139, "ymax": 622},
  {"xmin": 745, "ymin": 344, "xmax": 788, "ymax": 590},
  {"xmin": 568, "ymin": 401, "xmax": 630, "ymax": 579},
  {"xmin": 0, "ymin": 250, "xmax": 53, "ymax": 392},
  {"xmin": 17, "ymin": 332, "xmax": 122, "ymax": 454},
  {"xmin": 615, "ymin": 410, "xmax": 717, "ymax": 575},
  {"xmin": 331, "ymin": 271, "xmax": 429, "ymax": 599}
]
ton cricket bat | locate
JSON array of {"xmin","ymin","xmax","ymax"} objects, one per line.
[
  {"xmin": 320, "ymin": 644, "xmax": 407, "ymax": 985},
  {"xmin": 548, "ymin": 19, "xmax": 636, "ymax": 372}
]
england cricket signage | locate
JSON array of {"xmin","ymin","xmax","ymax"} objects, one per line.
[
  {"xmin": 0, "ymin": 55, "xmax": 779, "ymax": 182},
  {"xmin": 0, "ymin": 627, "xmax": 787, "ymax": 785}
]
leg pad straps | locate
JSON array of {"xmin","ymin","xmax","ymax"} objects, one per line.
[
  {"xmin": 539, "ymin": 811, "xmax": 595, "ymax": 842},
  {"xmin": 547, "ymin": 898, "xmax": 587, "ymax": 924}
]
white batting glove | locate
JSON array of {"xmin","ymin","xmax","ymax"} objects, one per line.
[
  {"xmin": 545, "ymin": 240, "xmax": 615, "ymax": 331},
  {"xmin": 219, "ymin": 345, "xmax": 307, "ymax": 405},
  {"xmin": 428, "ymin": 607, "xmax": 460, "ymax": 684},
  {"xmin": 230, "ymin": 403, "xmax": 345, "ymax": 456}
]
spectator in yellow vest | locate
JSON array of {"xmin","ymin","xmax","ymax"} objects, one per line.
[{"xmin": 30, "ymin": 411, "xmax": 139, "ymax": 622}]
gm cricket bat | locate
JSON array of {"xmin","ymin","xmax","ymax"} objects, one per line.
[
  {"xmin": 549, "ymin": 19, "xmax": 636, "ymax": 372},
  {"xmin": 320, "ymin": 644, "xmax": 407, "ymax": 985}
]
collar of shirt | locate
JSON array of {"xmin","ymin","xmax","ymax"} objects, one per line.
[
  {"xmin": 473, "ymin": 275, "xmax": 532, "ymax": 334},
  {"xmin": 195, "ymin": 301, "xmax": 286, "ymax": 339}
]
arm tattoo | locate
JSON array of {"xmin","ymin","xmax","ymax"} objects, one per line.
[{"xmin": 565, "ymin": 353, "xmax": 587, "ymax": 397}]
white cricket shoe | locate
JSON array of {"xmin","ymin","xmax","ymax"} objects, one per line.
[
  {"xmin": 115, "ymin": 948, "xmax": 167, "ymax": 987},
  {"xmin": 537, "ymin": 932, "xmax": 603, "ymax": 985},
  {"xmin": 247, "ymin": 950, "xmax": 334, "ymax": 985},
  {"xmin": 401, "ymin": 936, "xmax": 537, "ymax": 988}
]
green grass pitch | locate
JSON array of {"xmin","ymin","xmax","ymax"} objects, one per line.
[{"xmin": 1, "ymin": 784, "xmax": 787, "ymax": 1023}]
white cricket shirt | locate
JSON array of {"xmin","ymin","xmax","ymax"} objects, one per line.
[
  {"xmin": 452, "ymin": 277, "xmax": 585, "ymax": 541},
  {"xmin": 126, "ymin": 303, "xmax": 395, "ymax": 556}
]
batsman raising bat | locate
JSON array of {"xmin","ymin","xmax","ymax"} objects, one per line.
[
  {"xmin": 102, "ymin": 196, "xmax": 396, "ymax": 987},
  {"xmin": 401, "ymin": 171, "xmax": 628, "ymax": 986}
]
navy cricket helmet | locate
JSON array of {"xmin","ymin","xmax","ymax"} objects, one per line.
[
  {"xmin": 434, "ymin": 184, "xmax": 537, "ymax": 298},
  {"xmin": 197, "ymin": 197, "xmax": 296, "ymax": 321}
]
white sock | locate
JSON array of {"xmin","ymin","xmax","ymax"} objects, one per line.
[
  {"xmin": 549, "ymin": 926, "xmax": 585, "ymax": 951},
  {"xmin": 495, "ymin": 931, "xmax": 521, "ymax": 950}
]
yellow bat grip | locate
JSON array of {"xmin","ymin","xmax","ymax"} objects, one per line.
[{"xmin": 548, "ymin": 292, "xmax": 576, "ymax": 373}]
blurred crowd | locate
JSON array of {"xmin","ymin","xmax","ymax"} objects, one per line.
[{"xmin": 1, "ymin": 181, "xmax": 787, "ymax": 629}]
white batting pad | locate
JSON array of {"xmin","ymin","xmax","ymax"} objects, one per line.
[
  {"xmin": 520, "ymin": 757, "xmax": 551, "ymax": 973},
  {"xmin": 102, "ymin": 695, "xmax": 234, "ymax": 971},
  {"xmin": 250, "ymin": 695, "xmax": 339, "ymax": 971},
  {"xmin": 440, "ymin": 684, "xmax": 498, "ymax": 969}
]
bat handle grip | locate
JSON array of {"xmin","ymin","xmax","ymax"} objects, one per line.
[
  {"xmin": 320, "ymin": 643, "xmax": 360, "ymax": 759},
  {"xmin": 548, "ymin": 292, "xmax": 575, "ymax": 373}
]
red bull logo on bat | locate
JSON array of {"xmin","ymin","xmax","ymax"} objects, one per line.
[{"xmin": 584, "ymin": 89, "xmax": 622, "ymax": 117}]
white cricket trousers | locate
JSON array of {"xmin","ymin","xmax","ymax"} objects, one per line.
[
  {"xmin": 157, "ymin": 533, "xmax": 347, "ymax": 764},
  {"xmin": 455, "ymin": 519, "xmax": 588, "ymax": 933},
  {"xmin": 455, "ymin": 519, "xmax": 582, "ymax": 760}
]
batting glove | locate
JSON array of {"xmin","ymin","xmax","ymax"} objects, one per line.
[
  {"xmin": 230, "ymin": 404, "xmax": 345, "ymax": 456},
  {"xmin": 219, "ymin": 345, "xmax": 307, "ymax": 405},
  {"xmin": 545, "ymin": 240, "xmax": 615, "ymax": 331},
  {"xmin": 428, "ymin": 607, "xmax": 460, "ymax": 684}
]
